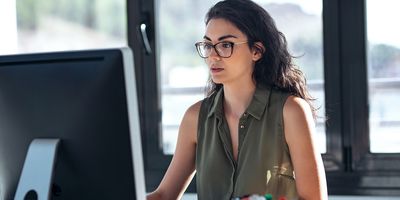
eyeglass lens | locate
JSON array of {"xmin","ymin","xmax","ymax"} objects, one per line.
[{"xmin": 197, "ymin": 42, "xmax": 233, "ymax": 58}]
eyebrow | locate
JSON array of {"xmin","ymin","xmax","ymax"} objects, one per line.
[{"xmin": 203, "ymin": 34, "xmax": 238, "ymax": 41}]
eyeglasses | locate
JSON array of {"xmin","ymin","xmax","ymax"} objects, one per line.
[{"xmin": 194, "ymin": 41, "xmax": 248, "ymax": 58}]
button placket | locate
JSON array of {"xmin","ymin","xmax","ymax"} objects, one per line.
[
  {"xmin": 238, "ymin": 122, "xmax": 246, "ymax": 153},
  {"xmin": 239, "ymin": 112, "xmax": 248, "ymax": 130},
  {"xmin": 237, "ymin": 115, "xmax": 248, "ymax": 161}
]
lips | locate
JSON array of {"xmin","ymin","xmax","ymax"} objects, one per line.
[
  {"xmin": 211, "ymin": 67, "xmax": 224, "ymax": 73},
  {"xmin": 210, "ymin": 64, "xmax": 224, "ymax": 73}
]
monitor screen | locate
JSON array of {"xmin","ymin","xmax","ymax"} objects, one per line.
[{"xmin": 0, "ymin": 47, "xmax": 146, "ymax": 200}]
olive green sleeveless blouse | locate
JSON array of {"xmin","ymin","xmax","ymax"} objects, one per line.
[{"xmin": 196, "ymin": 86, "xmax": 298, "ymax": 200}]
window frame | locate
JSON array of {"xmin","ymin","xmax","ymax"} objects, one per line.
[
  {"xmin": 324, "ymin": 0, "xmax": 400, "ymax": 195},
  {"xmin": 128, "ymin": 0, "xmax": 400, "ymax": 195},
  {"xmin": 127, "ymin": 0, "xmax": 178, "ymax": 192}
]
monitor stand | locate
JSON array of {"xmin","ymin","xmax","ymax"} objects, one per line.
[{"xmin": 14, "ymin": 139, "xmax": 60, "ymax": 200}]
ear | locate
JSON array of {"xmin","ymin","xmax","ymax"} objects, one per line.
[{"xmin": 252, "ymin": 42, "xmax": 265, "ymax": 61}]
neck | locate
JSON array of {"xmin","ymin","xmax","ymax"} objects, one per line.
[{"xmin": 223, "ymin": 81, "xmax": 256, "ymax": 118}]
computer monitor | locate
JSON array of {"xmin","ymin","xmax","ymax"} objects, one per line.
[{"xmin": 0, "ymin": 47, "xmax": 146, "ymax": 200}]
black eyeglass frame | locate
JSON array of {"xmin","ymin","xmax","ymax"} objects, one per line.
[{"xmin": 194, "ymin": 41, "xmax": 248, "ymax": 58}]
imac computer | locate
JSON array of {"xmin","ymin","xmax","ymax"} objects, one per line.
[{"xmin": 0, "ymin": 47, "xmax": 146, "ymax": 200}]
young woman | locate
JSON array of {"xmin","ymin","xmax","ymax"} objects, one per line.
[{"xmin": 147, "ymin": 0, "xmax": 328, "ymax": 199}]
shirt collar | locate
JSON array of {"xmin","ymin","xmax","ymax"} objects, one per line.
[
  {"xmin": 207, "ymin": 88, "xmax": 224, "ymax": 118},
  {"xmin": 246, "ymin": 86, "xmax": 270, "ymax": 120},
  {"xmin": 207, "ymin": 86, "xmax": 271, "ymax": 120}
]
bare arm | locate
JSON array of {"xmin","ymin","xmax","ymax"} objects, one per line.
[
  {"xmin": 283, "ymin": 96, "xmax": 328, "ymax": 200},
  {"xmin": 147, "ymin": 101, "xmax": 201, "ymax": 200}
]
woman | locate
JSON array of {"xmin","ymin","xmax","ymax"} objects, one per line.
[{"xmin": 148, "ymin": 0, "xmax": 328, "ymax": 199}]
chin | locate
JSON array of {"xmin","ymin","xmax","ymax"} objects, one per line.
[{"xmin": 211, "ymin": 77, "xmax": 223, "ymax": 84}]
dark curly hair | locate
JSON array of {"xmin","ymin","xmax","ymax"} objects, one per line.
[{"xmin": 205, "ymin": 0, "xmax": 317, "ymax": 118}]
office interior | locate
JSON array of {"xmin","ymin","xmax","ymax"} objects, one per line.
[{"xmin": 1, "ymin": 0, "xmax": 400, "ymax": 199}]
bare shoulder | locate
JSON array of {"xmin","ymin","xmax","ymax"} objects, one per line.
[
  {"xmin": 179, "ymin": 100, "xmax": 203, "ymax": 144},
  {"xmin": 282, "ymin": 95, "xmax": 315, "ymax": 142},
  {"xmin": 183, "ymin": 100, "xmax": 202, "ymax": 121},
  {"xmin": 283, "ymin": 95, "xmax": 312, "ymax": 119}
]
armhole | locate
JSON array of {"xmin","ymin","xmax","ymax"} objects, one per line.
[
  {"xmin": 280, "ymin": 93, "xmax": 292, "ymax": 155},
  {"xmin": 279, "ymin": 93, "xmax": 297, "ymax": 180}
]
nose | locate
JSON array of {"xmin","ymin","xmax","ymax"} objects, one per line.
[{"xmin": 208, "ymin": 47, "xmax": 221, "ymax": 61}]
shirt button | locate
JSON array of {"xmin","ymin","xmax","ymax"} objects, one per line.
[
  {"xmin": 243, "ymin": 112, "xmax": 248, "ymax": 117},
  {"xmin": 240, "ymin": 125, "xmax": 245, "ymax": 129}
]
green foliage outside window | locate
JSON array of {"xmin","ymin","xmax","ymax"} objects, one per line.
[
  {"xmin": 17, "ymin": 0, "xmax": 39, "ymax": 30},
  {"xmin": 16, "ymin": 0, "xmax": 126, "ymax": 37}
]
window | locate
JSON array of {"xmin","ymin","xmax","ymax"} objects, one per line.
[
  {"xmin": 0, "ymin": 0, "xmax": 127, "ymax": 56},
  {"xmin": 367, "ymin": 0, "xmax": 400, "ymax": 153},
  {"xmin": 0, "ymin": 1, "xmax": 17, "ymax": 55}
]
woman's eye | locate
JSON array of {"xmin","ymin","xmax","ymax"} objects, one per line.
[
  {"xmin": 204, "ymin": 43, "xmax": 213, "ymax": 50},
  {"xmin": 221, "ymin": 42, "xmax": 232, "ymax": 48}
]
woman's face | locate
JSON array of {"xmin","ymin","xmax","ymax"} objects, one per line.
[{"xmin": 203, "ymin": 18, "xmax": 259, "ymax": 85}]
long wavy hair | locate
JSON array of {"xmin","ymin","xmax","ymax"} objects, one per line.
[{"xmin": 204, "ymin": 0, "xmax": 317, "ymax": 118}]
